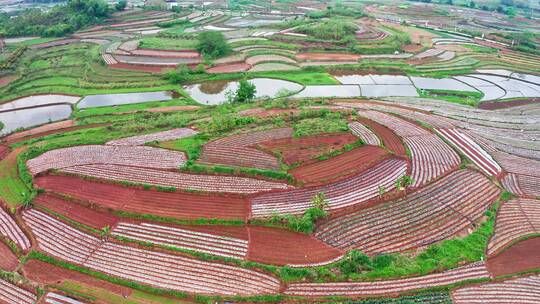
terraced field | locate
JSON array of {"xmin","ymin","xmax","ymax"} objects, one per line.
[{"xmin": 0, "ymin": 3, "xmax": 539, "ymax": 303}]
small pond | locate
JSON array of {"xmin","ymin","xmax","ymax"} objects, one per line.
[
  {"xmin": 0, "ymin": 105, "xmax": 72, "ymax": 135},
  {"xmin": 184, "ymin": 78, "xmax": 303, "ymax": 105},
  {"xmin": 78, "ymin": 91, "xmax": 174, "ymax": 109}
]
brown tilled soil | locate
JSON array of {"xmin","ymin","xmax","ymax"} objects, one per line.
[
  {"xmin": 35, "ymin": 175, "xmax": 250, "ymax": 220},
  {"xmin": 357, "ymin": 117, "xmax": 407, "ymax": 157},
  {"xmin": 4, "ymin": 120, "xmax": 74, "ymax": 143},
  {"xmin": 487, "ymin": 237, "xmax": 540, "ymax": 277},
  {"xmin": 258, "ymin": 132, "xmax": 358, "ymax": 166},
  {"xmin": 289, "ymin": 145, "xmax": 389, "ymax": 186},
  {"xmin": 206, "ymin": 63, "xmax": 251, "ymax": 74},
  {"xmin": 0, "ymin": 242, "xmax": 18, "ymax": 271},
  {"xmin": 239, "ymin": 108, "xmax": 301, "ymax": 118},
  {"xmin": 247, "ymin": 226, "xmax": 343, "ymax": 266},
  {"xmin": 34, "ymin": 193, "xmax": 119, "ymax": 229},
  {"xmin": 0, "ymin": 145, "xmax": 9, "ymax": 161},
  {"xmin": 296, "ymin": 53, "xmax": 361, "ymax": 61},
  {"xmin": 478, "ymin": 98, "xmax": 540, "ymax": 110},
  {"xmin": 402, "ymin": 44, "xmax": 424, "ymax": 53},
  {"xmin": 23, "ymin": 260, "xmax": 132, "ymax": 296}
]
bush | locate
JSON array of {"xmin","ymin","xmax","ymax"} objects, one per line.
[
  {"xmin": 196, "ymin": 31, "xmax": 231, "ymax": 58},
  {"xmin": 115, "ymin": 0, "xmax": 127, "ymax": 11},
  {"xmin": 164, "ymin": 64, "xmax": 193, "ymax": 84},
  {"xmin": 229, "ymin": 79, "xmax": 257, "ymax": 103}
]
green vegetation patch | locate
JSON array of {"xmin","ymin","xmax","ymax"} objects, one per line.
[
  {"xmin": 138, "ymin": 38, "xmax": 198, "ymax": 50},
  {"xmin": 292, "ymin": 111, "xmax": 349, "ymax": 137}
]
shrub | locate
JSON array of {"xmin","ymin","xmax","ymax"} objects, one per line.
[
  {"xmin": 164, "ymin": 64, "xmax": 193, "ymax": 84},
  {"xmin": 196, "ymin": 31, "xmax": 231, "ymax": 58},
  {"xmin": 230, "ymin": 79, "xmax": 257, "ymax": 103}
]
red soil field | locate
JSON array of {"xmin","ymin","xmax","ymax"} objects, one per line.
[
  {"xmin": 289, "ymin": 145, "xmax": 389, "ymax": 186},
  {"xmin": 247, "ymin": 226, "xmax": 343, "ymax": 266},
  {"xmin": 258, "ymin": 132, "xmax": 359, "ymax": 166},
  {"xmin": 207, "ymin": 63, "xmax": 251, "ymax": 74},
  {"xmin": 142, "ymin": 224, "xmax": 342, "ymax": 266},
  {"xmin": 487, "ymin": 237, "xmax": 540, "ymax": 277},
  {"xmin": 296, "ymin": 53, "xmax": 361, "ymax": 61},
  {"xmin": 239, "ymin": 108, "xmax": 301, "ymax": 118},
  {"xmin": 22, "ymin": 260, "xmax": 132, "ymax": 297},
  {"xmin": 0, "ymin": 145, "xmax": 9, "ymax": 161},
  {"xmin": 478, "ymin": 97, "xmax": 540, "ymax": 110},
  {"xmin": 356, "ymin": 117, "xmax": 407, "ymax": 156},
  {"xmin": 34, "ymin": 193, "xmax": 119, "ymax": 229},
  {"xmin": 0, "ymin": 242, "xmax": 18, "ymax": 271},
  {"xmin": 35, "ymin": 175, "xmax": 250, "ymax": 220}
]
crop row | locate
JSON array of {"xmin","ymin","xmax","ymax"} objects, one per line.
[
  {"xmin": 452, "ymin": 274, "xmax": 540, "ymax": 303},
  {"xmin": 251, "ymin": 158, "xmax": 407, "ymax": 217},
  {"xmin": 44, "ymin": 292, "xmax": 86, "ymax": 304},
  {"xmin": 359, "ymin": 110, "xmax": 460, "ymax": 187},
  {"xmin": 315, "ymin": 170, "xmax": 500, "ymax": 253},
  {"xmin": 285, "ymin": 262, "xmax": 490, "ymax": 297},
  {"xmin": 0, "ymin": 207, "xmax": 31, "ymax": 250},
  {"xmin": 487, "ymin": 198, "xmax": 540, "ymax": 256},
  {"xmin": 60, "ymin": 164, "xmax": 292, "ymax": 194},
  {"xmin": 27, "ymin": 145, "xmax": 187, "ymax": 175},
  {"xmin": 106, "ymin": 128, "xmax": 198, "ymax": 146},
  {"xmin": 23, "ymin": 209, "xmax": 281, "ymax": 296},
  {"xmin": 0, "ymin": 279, "xmax": 36, "ymax": 304},
  {"xmin": 199, "ymin": 128, "xmax": 293, "ymax": 171},
  {"xmin": 348, "ymin": 121, "xmax": 381, "ymax": 146},
  {"xmin": 112, "ymin": 222, "xmax": 249, "ymax": 259}
]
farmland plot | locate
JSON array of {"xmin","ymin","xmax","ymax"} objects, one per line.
[
  {"xmin": 27, "ymin": 145, "xmax": 187, "ymax": 175},
  {"xmin": 453, "ymin": 274, "xmax": 540, "ymax": 304},
  {"xmin": 348, "ymin": 121, "xmax": 381, "ymax": 146},
  {"xmin": 24, "ymin": 209, "xmax": 281, "ymax": 296},
  {"xmin": 360, "ymin": 110, "xmax": 460, "ymax": 187},
  {"xmin": 60, "ymin": 164, "xmax": 292, "ymax": 194},
  {"xmin": 35, "ymin": 175, "xmax": 250, "ymax": 220},
  {"xmin": 0, "ymin": 207, "xmax": 31, "ymax": 250},
  {"xmin": 43, "ymin": 292, "xmax": 87, "ymax": 304},
  {"xmin": 492, "ymin": 152, "xmax": 540, "ymax": 197},
  {"xmin": 285, "ymin": 262, "xmax": 490, "ymax": 297},
  {"xmin": 0, "ymin": 279, "xmax": 36, "ymax": 304},
  {"xmin": 199, "ymin": 128, "xmax": 293, "ymax": 170},
  {"xmin": 487, "ymin": 199, "xmax": 540, "ymax": 256},
  {"xmin": 106, "ymin": 128, "xmax": 198, "ymax": 146},
  {"xmin": 251, "ymin": 158, "xmax": 407, "ymax": 217},
  {"xmin": 316, "ymin": 170, "xmax": 500, "ymax": 253}
]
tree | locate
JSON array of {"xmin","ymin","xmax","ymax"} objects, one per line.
[
  {"xmin": 115, "ymin": 0, "xmax": 127, "ymax": 11},
  {"xmin": 468, "ymin": 0, "xmax": 476, "ymax": 8},
  {"xmin": 232, "ymin": 79, "xmax": 256, "ymax": 103},
  {"xmin": 196, "ymin": 31, "xmax": 231, "ymax": 58}
]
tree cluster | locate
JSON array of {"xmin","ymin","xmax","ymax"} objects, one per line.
[{"xmin": 0, "ymin": 0, "xmax": 110, "ymax": 37}]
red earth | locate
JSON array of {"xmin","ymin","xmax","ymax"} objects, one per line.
[
  {"xmin": 487, "ymin": 237, "xmax": 540, "ymax": 277},
  {"xmin": 207, "ymin": 63, "xmax": 251, "ymax": 74},
  {"xmin": 239, "ymin": 108, "xmax": 301, "ymax": 118},
  {"xmin": 148, "ymin": 224, "xmax": 343, "ymax": 266},
  {"xmin": 258, "ymin": 132, "xmax": 359, "ymax": 166},
  {"xmin": 0, "ymin": 75, "xmax": 17, "ymax": 87},
  {"xmin": 35, "ymin": 175, "xmax": 250, "ymax": 220},
  {"xmin": 479, "ymin": 98, "xmax": 540, "ymax": 110},
  {"xmin": 357, "ymin": 117, "xmax": 407, "ymax": 157},
  {"xmin": 0, "ymin": 145, "xmax": 9, "ymax": 161},
  {"xmin": 296, "ymin": 53, "xmax": 362, "ymax": 61},
  {"xmin": 289, "ymin": 145, "xmax": 390, "ymax": 186},
  {"xmin": 247, "ymin": 226, "xmax": 343, "ymax": 266},
  {"xmin": 34, "ymin": 193, "xmax": 119, "ymax": 229},
  {"xmin": 23, "ymin": 260, "xmax": 132, "ymax": 297},
  {"xmin": 0, "ymin": 241, "xmax": 18, "ymax": 271}
]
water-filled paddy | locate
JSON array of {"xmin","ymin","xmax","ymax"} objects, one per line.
[
  {"xmin": 78, "ymin": 91, "xmax": 174, "ymax": 109},
  {"xmin": 184, "ymin": 78, "xmax": 303, "ymax": 105},
  {"xmin": 0, "ymin": 105, "xmax": 72, "ymax": 135},
  {"xmin": 0, "ymin": 95, "xmax": 80, "ymax": 111}
]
